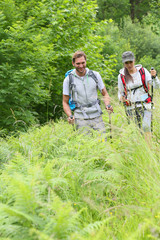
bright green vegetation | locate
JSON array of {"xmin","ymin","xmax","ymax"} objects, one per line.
[
  {"xmin": 0, "ymin": 1, "xmax": 160, "ymax": 237},
  {"xmin": 0, "ymin": 0, "xmax": 160, "ymax": 134},
  {"xmin": 0, "ymin": 92, "xmax": 160, "ymax": 239}
]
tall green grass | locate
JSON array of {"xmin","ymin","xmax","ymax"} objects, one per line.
[{"xmin": 0, "ymin": 91, "xmax": 160, "ymax": 239}]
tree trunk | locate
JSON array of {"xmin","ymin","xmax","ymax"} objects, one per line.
[{"xmin": 130, "ymin": 0, "xmax": 135, "ymax": 22}]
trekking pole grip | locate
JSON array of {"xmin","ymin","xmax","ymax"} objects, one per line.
[{"xmin": 151, "ymin": 67, "xmax": 155, "ymax": 79}]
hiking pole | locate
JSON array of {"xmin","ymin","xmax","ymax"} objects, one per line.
[
  {"xmin": 106, "ymin": 104, "xmax": 112, "ymax": 139},
  {"xmin": 151, "ymin": 67, "xmax": 154, "ymax": 103},
  {"xmin": 108, "ymin": 112, "xmax": 112, "ymax": 139},
  {"xmin": 70, "ymin": 114, "xmax": 76, "ymax": 131},
  {"xmin": 151, "ymin": 67, "xmax": 154, "ymax": 132}
]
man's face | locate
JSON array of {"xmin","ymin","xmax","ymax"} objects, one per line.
[{"xmin": 72, "ymin": 56, "xmax": 86, "ymax": 76}]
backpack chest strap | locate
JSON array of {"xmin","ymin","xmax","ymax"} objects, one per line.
[
  {"xmin": 127, "ymin": 84, "xmax": 143, "ymax": 94},
  {"xmin": 121, "ymin": 67, "xmax": 149, "ymax": 95}
]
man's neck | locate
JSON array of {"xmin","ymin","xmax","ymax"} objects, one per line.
[{"xmin": 75, "ymin": 69, "xmax": 86, "ymax": 77}]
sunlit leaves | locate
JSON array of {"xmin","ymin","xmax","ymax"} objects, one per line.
[{"xmin": 0, "ymin": 0, "xmax": 115, "ymax": 134}]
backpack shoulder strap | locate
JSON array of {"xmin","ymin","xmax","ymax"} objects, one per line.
[
  {"xmin": 120, "ymin": 74, "xmax": 127, "ymax": 97},
  {"xmin": 68, "ymin": 73, "xmax": 74, "ymax": 89},
  {"xmin": 139, "ymin": 67, "xmax": 149, "ymax": 93},
  {"xmin": 68, "ymin": 73, "xmax": 78, "ymax": 102},
  {"xmin": 139, "ymin": 67, "xmax": 152, "ymax": 103},
  {"xmin": 65, "ymin": 69, "xmax": 74, "ymax": 78},
  {"xmin": 88, "ymin": 70, "xmax": 98, "ymax": 87}
]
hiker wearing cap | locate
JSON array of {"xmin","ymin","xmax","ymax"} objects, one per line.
[
  {"xmin": 118, "ymin": 51, "xmax": 160, "ymax": 142},
  {"xmin": 63, "ymin": 50, "xmax": 113, "ymax": 133}
]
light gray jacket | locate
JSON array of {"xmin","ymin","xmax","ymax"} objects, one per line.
[{"xmin": 63, "ymin": 68, "xmax": 105, "ymax": 119}]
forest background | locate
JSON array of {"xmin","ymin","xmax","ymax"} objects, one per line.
[{"xmin": 0, "ymin": 0, "xmax": 160, "ymax": 134}]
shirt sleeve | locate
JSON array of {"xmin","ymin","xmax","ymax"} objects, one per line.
[
  {"xmin": 118, "ymin": 74, "xmax": 124, "ymax": 100},
  {"xmin": 93, "ymin": 71, "xmax": 105, "ymax": 91},
  {"xmin": 63, "ymin": 76, "xmax": 70, "ymax": 95}
]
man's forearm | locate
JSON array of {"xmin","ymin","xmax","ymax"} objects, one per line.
[
  {"xmin": 102, "ymin": 88, "xmax": 110, "ymax": 107},
  {"xmin": 101, "ymin": 87, "xmax": 113, "ymax": 112},
  {"xmin": 63, "ymin": 98, "xmax": 75, "ymax": 124},
  {"xmin": 63, "ymin": 101, "xmax": 72, "ymax": 117},
  {"xmin": 103, "ymin": 94, "xmax": 110, "ymax": 107},
  {"xmin": 63, "ymin": 95, "xmax": 72, "ymax": 117}
]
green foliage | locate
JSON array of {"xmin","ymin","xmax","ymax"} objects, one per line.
[
  {"xmin": 121, "ymin": 18, "xmax": 160, "ymax": 62},
  {"xmin": 0, "ymin": 0, "xmax": 159, "ymax": 135},
  {"xmin": 98, "ymin": 17, "xmax": 160, "ymax": 86},
  {"xmin": 99, "ymin": 21, "xmax": 130, "ymax": 85},
  {"xmin": 129, "ymin": 0, "xmax": 151, "ymax": 22},
  {"xmin": 1, "ymin": 91, "xmax": 160, "ymax": 239},
  {"xmin": 96, "ymin": 0, "xmax": 157, "ymax": 24},
  {"xmin": 142, "ymin": 0, "xmax": 160, "ymax": 34},
  {"xmin": 139, "ymin": 55, "xmax": 160, "ymax": 74},
  {"xmin": 96, "ymin": 0, "xmax": 130, "ymax": 25},
  {"xmin": 0, "ymin": 0, "xmax": 117, "ymax": 134}
]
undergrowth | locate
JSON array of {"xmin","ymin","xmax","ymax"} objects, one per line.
[{"xmin": 0, "ymin": 92, "xmax": 160, "ymax": 239}]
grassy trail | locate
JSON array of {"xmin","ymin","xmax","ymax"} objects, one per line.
[{"xmin": 0, "ymin": 92, "xmax": 160, "ymax": 239}]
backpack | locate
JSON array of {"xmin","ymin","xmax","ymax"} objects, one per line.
[
  {"xmin": 65, "ymin": 69, "xmax": 99, "ymax": 111},
  {"xmin": 120, "ymin": 67, "xmax": 152, "ymax": 106},
  {"xmin": 65, "ymin": 69, "xmax": 75, "ymax": 110}
]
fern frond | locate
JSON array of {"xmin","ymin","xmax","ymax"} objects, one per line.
[{"xmin": 81, "ymin": 219, "xmax": 111, "ymax": 236}]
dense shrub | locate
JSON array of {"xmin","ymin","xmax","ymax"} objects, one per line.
[{"xmin": 0, "ymin": 0, "xmax": 116, "ymax": 134}]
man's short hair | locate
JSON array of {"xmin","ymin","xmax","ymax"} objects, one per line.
[{"xmin": 72, "ymin": 51, "xmax": 86, "ymax": 63}]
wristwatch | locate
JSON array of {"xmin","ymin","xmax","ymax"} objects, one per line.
[{"xmin": 69, "ymin": 115, "xmax": 73, "ymax": 119}]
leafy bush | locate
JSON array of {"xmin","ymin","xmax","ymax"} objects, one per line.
[
  {"xmin": 0, "ymin": 0, "xmax": 116, "ymax": 134},
  {"xmin": 121, "ymin": 18, "xmax": 160, "ymax": 62}
]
